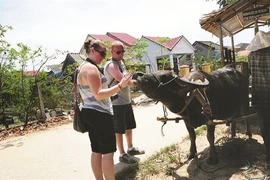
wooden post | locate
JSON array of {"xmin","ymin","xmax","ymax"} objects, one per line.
[
  {"xmin": 231, "ymin": 35, "xmax": 235, "ymax": 63},
  {"xmin": 219, "ymin": 21, "xmax": 225, "ymax": 67},
  {"xmin": 255, "ymin": 18, "xmax": 259, "ymax": 35}
]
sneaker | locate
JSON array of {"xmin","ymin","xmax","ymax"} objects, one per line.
[
  {"xmin": 127, "ymin": 147, "xmax": 145, "ymax": 156},
  {"xmin": 119, "ymin": 153, "xmax": 137, "ymax": 164}
]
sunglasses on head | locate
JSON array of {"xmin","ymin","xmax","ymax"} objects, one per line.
[
  {"xmin": 94, "ymin": 48, "xmax": 106, "ymax": 58},
  {"xmin": 115, "ymin": 50, "xmax": 125, "ymax": 55}
]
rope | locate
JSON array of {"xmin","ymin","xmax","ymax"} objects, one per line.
[
  {"xmin": 161, "ymin": 122, "xmax": 166, "ymax": 137},
  {"xmin": 161, "ymin": 104, "xmax": 168, "ymax": 137},
  {"xmin": 147, "ymin": 73, "xmax": 179, "ymax": 97},
  {"xmin": 242, "ymin": 163, "xmax": 266, "ymax": 180},
  {"xmin": 163, "ymin": 104, "xmax": 168, "ymax": 118}
]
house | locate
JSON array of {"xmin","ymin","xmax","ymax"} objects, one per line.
[
  {"xmin": 63, "ymin": 32, "xmax": 195, "ymax": 75},
  {"xmin": 234, "ymin": 43, "xmax": 250, "ymax": 57},
  {"xmin": 192, "ymin": 41, "xmax": 221, "ymax": 60},
  {"xmin": 139, "ymin": 35, "xmax": 195, "ymax": 72},
  {"xmin": 219, "ymin": 43, "xmax": 250, "ymax": 57},
  {"xmin": 235, "ymin": 43, "xmax": 249, "ymax": 51},
  {"xmin": 45, "ymin": 64, "xmax": 63, "ymax": 78},
  {"xmin": 62, "ymin": 33, "xmax": 137, "ymax": 77},
  {"xmin": 24, "ymin": 70, "xmax": 39, "ymax": 77},
  {"xmin": 61, "ymin": 53, "xmax": 86, "ymax": 72},
  {"xmin": 61, "ymin": 53, "xmax": 86, "ymax": 81}
]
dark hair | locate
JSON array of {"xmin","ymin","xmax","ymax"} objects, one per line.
[{"xmin": 84, "ymin": 37, "xmax": 106, "ymax": 54}]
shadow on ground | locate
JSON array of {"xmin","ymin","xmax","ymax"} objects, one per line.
[
  {"xmin": 115, "ymin": 111, "xmax": 270, "ymax": 179},
  {"xmin": 0, "ymin": 138, "xmax": 24, "ymax": 150},
  {"xmin": 182, "ymin": 137, "xmax": 267, "ymax": 180}
]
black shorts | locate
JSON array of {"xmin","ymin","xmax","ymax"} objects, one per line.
[
  {"xmin": 81, "ymin": 108, "xmax": 116, "ymax": 154},
  {"xmin": 112, "ymin": 103, "xmax": 136, "ymax": 134}
]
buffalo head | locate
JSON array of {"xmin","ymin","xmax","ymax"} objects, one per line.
[{"xmin": 132, "ymin": 70, "xmax": 208, "ymax": 113}]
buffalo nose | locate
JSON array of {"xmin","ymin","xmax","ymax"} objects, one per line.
[{"xmin": 132, "ymin": 71, "xmax": 144, "ymax": 79}]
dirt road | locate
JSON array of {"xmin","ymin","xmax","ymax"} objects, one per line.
[{"xmin": 0, "ymin": 100, "xmax": 188, "ymax": 180}]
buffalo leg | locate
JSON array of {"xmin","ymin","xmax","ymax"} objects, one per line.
[
  {"xmin": 230, "ymin": 114, "xmax": 252, "ymax": 139},
  {"xmin": 230, "ymin": 122, "xmax": 236, "ymax": 138},
  {"xmin": 185, "ymin": 123, "xmax": 197, "ymax": 160},
  {"xmin": 228, "ymin": 113, "xmax": 240, "ymax": 138},
  {"xmin": 245, "ymin": 119, "xmax": 252, "ymax": 139},
  {"xmin": 206, "ymin": 124, "xmax": 218, "ymax": 165}
]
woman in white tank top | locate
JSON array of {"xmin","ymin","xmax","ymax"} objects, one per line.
[{"xmin": 77, "ymin": 37, "xmax": 132, "ymax": 180}]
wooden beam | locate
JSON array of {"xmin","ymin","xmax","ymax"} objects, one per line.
[
  {"xmin": 236, "ymin": 14, "xmax": 244, "ymax": 28},
  {"xmin": 255, "ymin": 19, "xmax": 259, "ymax": 35},
  {"xmin": 231, "ymin": 36, "xmax": 235, "ymax": 63},
  {"xmin": 220, "ymin": 24, "xmax": 232, "ymax": 36},
  {"xmin": 157, "ymin": 113, "xmax": 257, "ymax": 126},
  {"xmin": 219, "ymin": 21, "xmax": 225, "ymax": 67}
]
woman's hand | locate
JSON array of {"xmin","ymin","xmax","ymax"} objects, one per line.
[{"xmin": 119, "ymin": 72, "xmax": 132, "ymax": 89}]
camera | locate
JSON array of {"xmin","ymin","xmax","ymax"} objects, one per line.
[{"xmin": 110, "ymin": 94, "xmax": 119, "ymax": 101}]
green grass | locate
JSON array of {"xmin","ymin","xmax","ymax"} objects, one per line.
[
  {"xmin": 183, "ymin": 125, "xmax": 207, "ymax": 140},
  {"xmin": 115, "ymin": 125, "xmax": 208, "ymax": 179},
  {"xmin": 115, "ymin": 143, "xmax": 181, "ymax": 180}
]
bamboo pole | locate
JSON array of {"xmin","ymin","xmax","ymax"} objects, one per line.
[{"xmin": 219, "ymin": 21, "xmax": 225, "ymax": 67}]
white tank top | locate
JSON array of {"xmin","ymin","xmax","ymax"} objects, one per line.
[
  {"xmin": 78, "ymin": 61, "xmax": 113, "ymax": 115},
  {"xmin": 103, "ymin": 58, "xmax": 131, "ymax": 105}
]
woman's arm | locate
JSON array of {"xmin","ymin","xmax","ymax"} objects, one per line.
[{"xmin": 81, "ymin": 63, "xmax": 131, "ymax": 101}]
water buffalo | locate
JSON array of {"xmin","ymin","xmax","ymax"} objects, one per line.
[{"xmin": 132, "ymin": 67, "xmax": 251, "ymax": 165}]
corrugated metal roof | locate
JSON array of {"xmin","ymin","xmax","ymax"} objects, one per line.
[
  {"xmin": 193, "ymin": 41, "xmax": 221, "ymax": 50},
  {"xmin": 89, "ymin": 34, "xmax": 116, "ymax": 43},
  {"xmin": 80, "ymin": 33, "xmax": 138, "ymax": 54},
  {"xmin": 200, "ymin": 0, "xmax": 270, "ymax": 38},
  {"xmin": 107, "ymin": 32, "xmax": 138, "ymax": 46},
  {"xmin": 69, "ymin": 53, "xmax": 86, "ymax": 63},
  {"xmin": 46, "ymin": 64, "xmax": 62, "ymax": 72},
  {"xmin": 61, "ymin": 53, "xmax": 86, "ymax": 72}
]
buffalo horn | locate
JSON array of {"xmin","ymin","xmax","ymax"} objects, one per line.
[{"xmin": 177, "ymin": 77, "xmax": 209, "ymax": 87}]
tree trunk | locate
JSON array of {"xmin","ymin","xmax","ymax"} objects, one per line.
[{"xmin": 37, "ymin": 83, "xmax": 46, "ymax": 122}]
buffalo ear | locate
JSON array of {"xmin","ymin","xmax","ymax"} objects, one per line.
[{"xmin": 174, "ymin": 77, "xmax": 209, "ymax": 96}]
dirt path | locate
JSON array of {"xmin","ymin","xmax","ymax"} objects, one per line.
[
  {"xmin": 130, "ymin": 115, "xmax": 270, "ymax": 180},
  {"xmin": 0, "ymin": 96, "xmax": 189, "ymax": 180}
]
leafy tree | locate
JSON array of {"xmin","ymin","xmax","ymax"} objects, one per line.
[
  {"xmin": 155, "ymin": 37, "xmax": 171, "ymax": 70},
  {"xmin": 207, "ymin": 0, "xmax": 270, "ymax": 26},
  {"xmin": 99, "ymin": 39, "xmax": 149, "ymax": 73},
  {"xmin": 193, "ymin": 41, "xmax": 222, "ymax": 71},
  {"xmin": 51, "ymin": 62, "xmax": 75, "ymax": 110},
  {"xmin": 8, "ymin": 44, "xmax": 42, "ymax": 123},
  {"xmin": 0, "ymin": 24, "xmax": 66, "ymax": 128},
  {"xmin": 124, "ymin": 39, "xmax": 149, "ymax": 73},
  {"xmin": 33, "ymin": 49, "xmax": 66, "ymax": 121},
  {"xmin": 206, "ymin": 0, "xmax": 237, "ymax": 8},
  {"xmin": 0, "ymin": 25, "xmax": 17, "ymax": 128}
]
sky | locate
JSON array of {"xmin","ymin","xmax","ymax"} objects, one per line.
[{"xmin": 1, "ymin": 0, "xmax": 269, "ymax": 66}]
